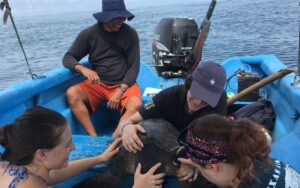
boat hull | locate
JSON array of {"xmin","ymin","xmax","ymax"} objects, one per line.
[{"xmin": 0, "ymin": 54, "xmax": 299, "ymax": 187}]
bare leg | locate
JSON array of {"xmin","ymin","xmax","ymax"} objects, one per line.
[
  {"xmin": 112, "ymin": 96, "xmax": 142, "ymax": 138},
  {"xmin": 66, "ymin": 85, "xmax": 97, "ymax": 136}
]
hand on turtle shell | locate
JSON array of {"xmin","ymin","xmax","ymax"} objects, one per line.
[
  {"xmin": 133, "ymin": 163, "xmax": 165, "ymax": 188},
  {"xmin": 122, "ymin": 124, "xmax": 145, "ymax": 153}
]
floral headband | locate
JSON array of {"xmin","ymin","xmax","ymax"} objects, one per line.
[{"xmin": 185, "ymin": 126, "xmax": 229, "ymax": 166}]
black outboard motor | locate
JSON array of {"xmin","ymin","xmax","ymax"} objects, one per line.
[{"xmin": 152, "ymin": 18, "xmax": 199, "ymax": 78}]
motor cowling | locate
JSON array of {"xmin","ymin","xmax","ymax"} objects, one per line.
[{"xmin": 152, "ymin": 18, "xmax": 199, "ymax": 78}]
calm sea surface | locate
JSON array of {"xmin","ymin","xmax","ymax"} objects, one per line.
[{"xmin": 0, "ymin": 0, "xmax": 298, "ymax": 90}]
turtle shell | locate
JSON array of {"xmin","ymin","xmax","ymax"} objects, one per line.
[{"xmin": 73, "ymin": 119, "xmax": 216, "ymax": 188}]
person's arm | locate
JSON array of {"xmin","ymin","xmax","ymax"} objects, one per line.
[
  {"xmin": 119, "ymin": 111, "xmax": 144, "ymax": 134},
  {"xmin": 48, "ymin": 138, "xmax": 121, "ymax": 185},
  {"xmin": 75, "ymin": 64, "xmax": 101, "ymax": 85},
  {"xmin": 107, "ymin": 28, "xmax": 139, "ymax": 109},
  {"xmin": 120, "ymin": 112, "xmax": 145, "ymax": 153},
  {"xmin": 62, "ymin": 28, "xmax": 90, "ymax": 71},
  {"xmin": 48, "ymin": 157, "xmax": 102, "ymax": 185},
  {"xmin": 107, "ymin": 83, "xmax": 128, "ymax": 110},
  {"xmin": 62, "ymin": 27, "xmax": 101, "ymax": 84},
  {"xmin": 121, "ymin": 28, "xmax": 140, "ymax": 86},
  {"xmin": 121, "ymin": 89, "xmax": 168, "ymax": 153}
]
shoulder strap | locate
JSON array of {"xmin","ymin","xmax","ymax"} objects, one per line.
[{"xmin": 7, "ymin": 166, "xmax": 28, "ymax": 188}]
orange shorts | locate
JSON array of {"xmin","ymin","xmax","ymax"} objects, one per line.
[{"xmin": 77, "ymin": 80, "xmax": 142, "ymax": 114}]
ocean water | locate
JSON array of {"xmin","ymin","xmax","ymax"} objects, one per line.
[{"xmin": 0, "ymin": 0, "xmax": 298, "ymax": 90}]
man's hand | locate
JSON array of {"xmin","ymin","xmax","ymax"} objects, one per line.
[
  {"xmin": 76, "ymin": 65, "xmax": 100, "ymax": 84},
  {"xmin": 133, "ymin": 163, "xmax": 165, "ymax": 188},
  {"xmin": 107, "ymin": 90, "xmax": 122, "ymax": 110},
  {"xmin": 122, "ymin": 124, "xmax": 145, "ymax": 153}
]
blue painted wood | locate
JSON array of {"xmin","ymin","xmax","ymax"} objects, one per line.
[{"xmin": 222, "ymin": 55, "xmax": 300, "ymax": 172}]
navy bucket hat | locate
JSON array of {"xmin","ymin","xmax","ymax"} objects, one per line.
[
  {"xmin": 93, "ymin": 0, "xmax": 135, "ymax": 23},
  {"xmin": 190, "ymin": 61, "xmax": 226, "ymax": 107}
]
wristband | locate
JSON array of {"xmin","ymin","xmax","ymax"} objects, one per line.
[{"xmin": 120, "ymin": 121, "xmax": 132, "ymax": 135}]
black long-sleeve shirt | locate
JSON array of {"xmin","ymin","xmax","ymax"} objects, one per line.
[{"xmin": 62, "ymin": 22, "xmax": 140, "ymax": 86}]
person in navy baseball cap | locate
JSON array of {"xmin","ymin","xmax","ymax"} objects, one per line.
[
  {"xmin": 118, "ymin": 61, "xmax": 227, "ymax": 187},
  {"xmin": 119, "ymin": 60, "xmax": 228, "ymax": 152},
  {"xmin": 190, "ymin": 61, "xmax": 226, "ymax": 107},
  {"xmin": 93, "ymin": 0, "xmax": 135, "ymax": 23}
]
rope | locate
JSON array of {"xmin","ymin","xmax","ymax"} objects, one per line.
[{"xmin": 3, "ymin": 0, "xmax": 40, "ymax": 79}]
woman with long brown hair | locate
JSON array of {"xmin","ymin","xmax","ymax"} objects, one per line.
[{"xmin": 0, "ymin": 107, "xmax": 164, "ymax": 188}]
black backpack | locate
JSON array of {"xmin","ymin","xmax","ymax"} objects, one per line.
[{"xmin": 233, "ymin": 99, "xmax": 276, "ymax": 132}]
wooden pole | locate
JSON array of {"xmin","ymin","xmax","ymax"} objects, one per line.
[{"xmin": 227, "ymin": 68, "xmax": 294, "ymax": 105}]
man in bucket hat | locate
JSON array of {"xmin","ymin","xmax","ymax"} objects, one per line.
[{"xmin": 63, "ymin": 0, "xmax": 142, "ymax": 138}]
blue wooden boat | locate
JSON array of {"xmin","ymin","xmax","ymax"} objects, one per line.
[
  {"xmin": 1, "ymin": 0, "xmax": 299, "ymax": 186},
  {"xmin": 0, "ymin": 54, "xmax": 299, "ymax": 187}
]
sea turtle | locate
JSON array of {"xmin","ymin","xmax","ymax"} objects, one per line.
[{"xmin": 73, "ymin": 119, "xmax": 215, "ymax": 188}]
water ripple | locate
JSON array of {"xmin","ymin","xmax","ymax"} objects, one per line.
[{"xmin": 0, "ymin": 0, "xmax": 297, "ymax": 90}]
